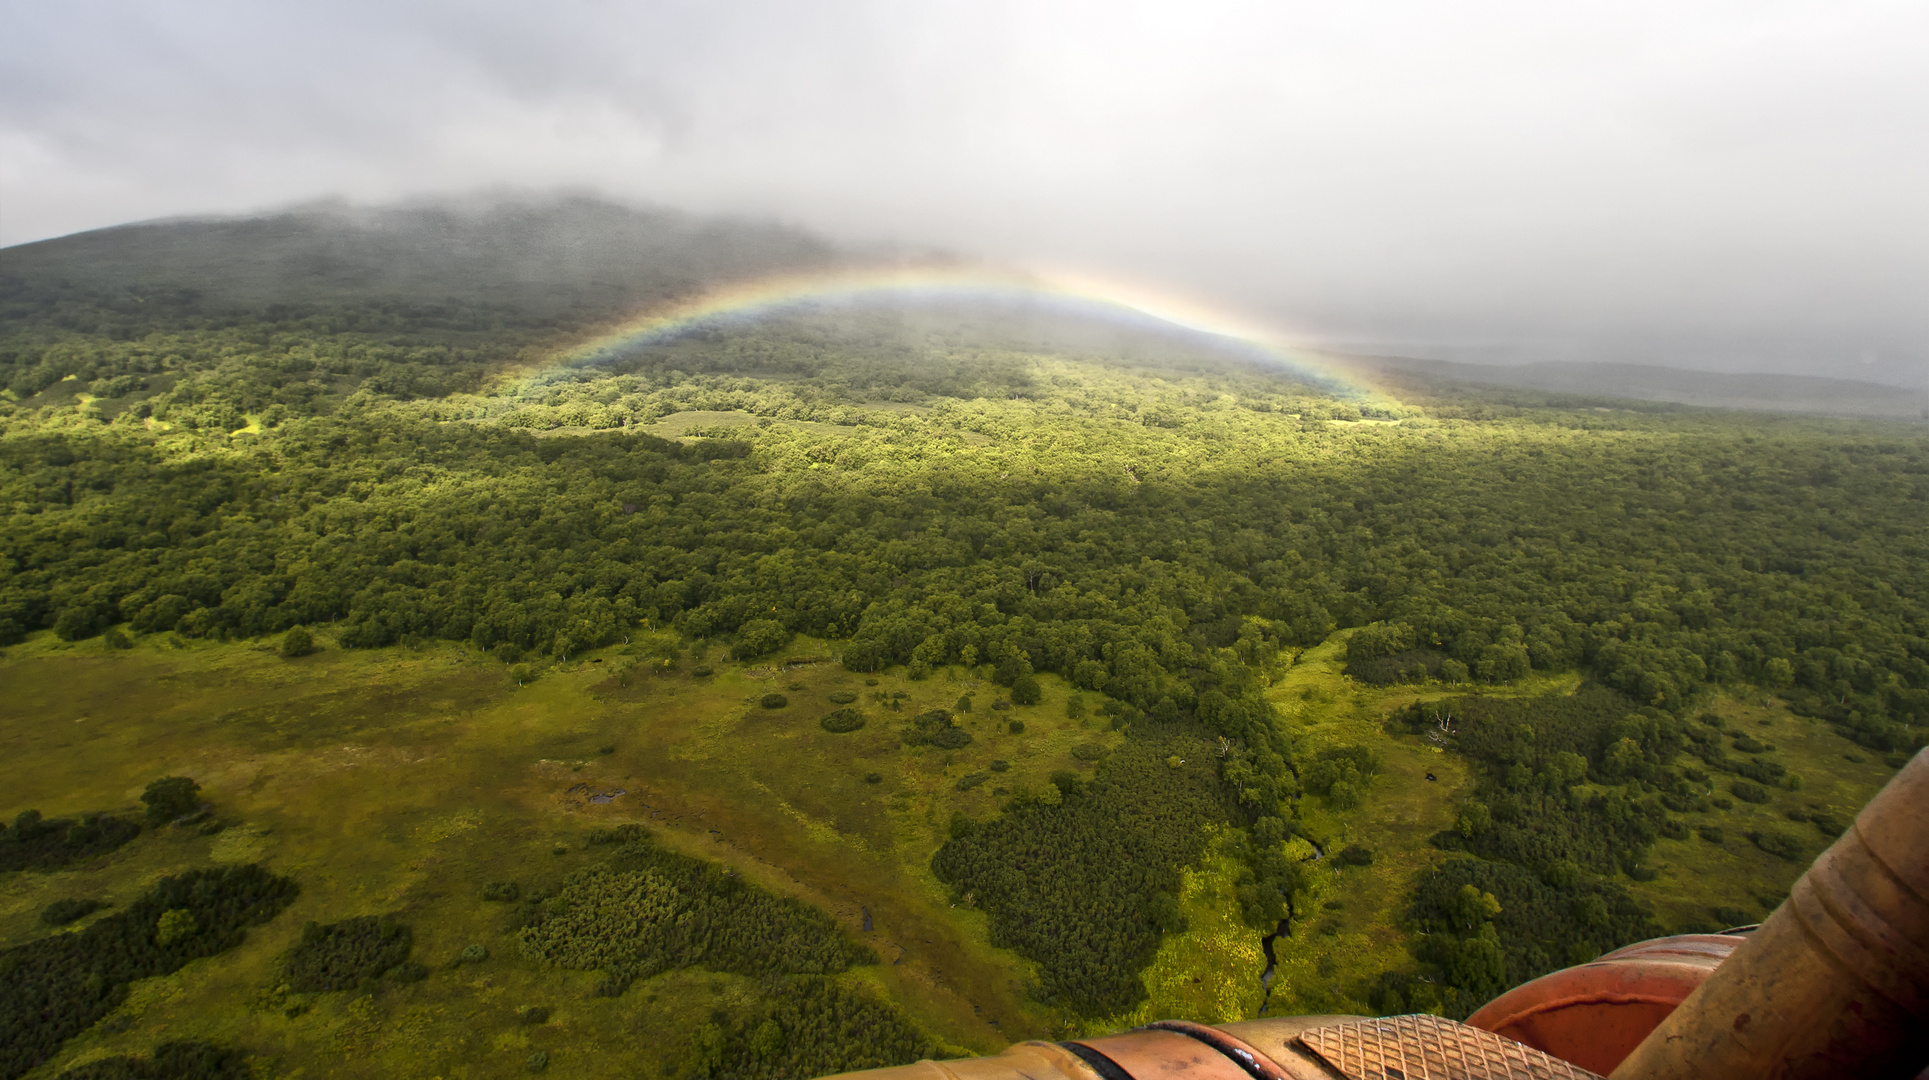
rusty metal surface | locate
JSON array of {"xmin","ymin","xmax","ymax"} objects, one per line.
[{"xmin": 1297, "ymin": 1015, "xmax": 1604, "ymax": 1080}]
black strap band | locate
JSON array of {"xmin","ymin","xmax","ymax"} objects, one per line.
[{"xmin": 1057, "ymin": 1041, "xmax": 1137, "ymax": 1080}]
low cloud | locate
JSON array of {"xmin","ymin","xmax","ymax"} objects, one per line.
[{"xmin": 4, "ymin": 1, "xmax": 1924, "ymax": 382}]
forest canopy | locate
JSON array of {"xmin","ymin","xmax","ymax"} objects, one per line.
[{"xmin": 3, "ymin": 206, "xmax": 1926, "ymax": 1043}]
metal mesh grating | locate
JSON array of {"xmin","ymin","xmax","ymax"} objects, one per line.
[{"xmin": 1296, "ymin": 1015, "xmax": 1604, "ymax": 1080}]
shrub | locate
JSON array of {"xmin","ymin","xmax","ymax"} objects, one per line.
[
  {"xmin": 862, "ymin": 772, "xmax": 882, "ymax": 784},
  {"xmin": 1731, "ymin": 780, "xmax": 1771, "ymax": 804},
  {"xmin": 515, "ymin": 833, "xmax": 874, "ymax": 994},
  {"xmin": 901, "ymin": 710, "xmax": 970, "ymax": 748},
  {"xmin": 1071, "ymin": 742, "xmax": 1108, "ymax": 762},
  {"xmin": 1, "ymin": 864, "xmax": 298, "ymax": 1080},
  {"xmin": 1306, "ymin": 746, "xmax": 1380, "ymax": 798},
  {"xmin": 284, "ymin": 916, "xmax": 415, "ymax": 991},
  {"xmin": 955, "ymin": 773, "xmax": 989, "ymax": 791},
  {"xmin": 989, "ymin": 760, "xmax": 1010, "ymax": 773},
  {"xmin": 1749, "ymin": 829, "xmax": 1805, "ymax": 861},
  {"xmin": 39, "ymin": 898, "xmax": 105, "ymax": 926},
  {"xmin": 828, "ymin": 691, "xmax": 857, "ymax": 704},
  {"xmin": 693, "ymin": 665, "xmax": 715, "ymax": 677},
  {"xmin": 155, "ymin": 910, "xmax": 198, "ymax": 946},
  {"xmin": 56, "ymin": 1041, "xmax": 250, "ymax": 1080},
  {"xmin": 1657, "ymin": 818, "xmax": 1689, "ymax": 840},
  {"xmin": 458, "ymin": 944, "xmax": 489, "ymax": 963},
  {"xmin": 696, "ymin": 976, "xmax": 937, "ymax": 1080},
  {"xmin": 1335, "ymin": 845, "xmax": 1376, "ymax": 867},
  {"xmin": 142, "ymin": 777, "xmax": 202, "ymax": 824},
  {"xmin": 820, "ymin": 708, "xmax": 866, "ymax": 734},
  {"xmin": 482, "ymin": 882, "xmax": 521, "ymax": 901},
  {"xmin": 931, "ymin": 733, "xmax": 1229, "ymax": 1016},
  {"xmin": 1712, "ymin": 797, "xmax": 1735, "ymax": 810},
  {"xmin": 1698, "ymin": 825, "xmax": 1725, "ymax": 843},
  {"xmin": 1007, "ymin": 720, "xmax": 1025, "ymax": 735},
  {"xmin": 517, "ymin": 1005, "xmax": 551, "ymax": 1025},
  {"xmin": 1, "ymin": 811, "xmax": 142, "ymax": 872},
  {"xmin": 280, "ymin": 626, "xmax": 316, "ymax": 658},
  {"xmin": 102, "ymin": 628, "xmax": 132, "ymax": 651},
  {"xmin": 760, "ymin": 693, "xmax": 788, "ymax": 709}
]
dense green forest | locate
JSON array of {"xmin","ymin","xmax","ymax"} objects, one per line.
[{"xmin": 2, "ymin": 201, "xmax": 1925, "ymax": 1073}]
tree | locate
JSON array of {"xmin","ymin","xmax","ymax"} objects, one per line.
[
  {"xmin": 280, "ymin": 626, "xmax": 316, "ymax": 657},
  {"xmin": 142, "ymin": 776, "xmax": 202, "ymax": 823},
  {"xmin": 1010, "ymin": 673, "xmax": 1041, "ymax": 706}
]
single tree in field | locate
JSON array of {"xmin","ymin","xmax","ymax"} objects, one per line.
[
  {"xmin": 281, "ymin": 626, "xmax": 316, "ymax": 657},
  {"xmin": 142, "ymin": 776, "xmax": 202, "ymax": 823}
]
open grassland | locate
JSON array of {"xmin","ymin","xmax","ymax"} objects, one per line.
[
  {"xmin": 0, "ymin": 625, "xmax": 1903, "ymax": 1078},
  {"xmin": 0, "ymin": 630, "xmax": 1127, "ymax": 1077}
]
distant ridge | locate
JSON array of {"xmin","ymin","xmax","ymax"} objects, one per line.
[
  {"xmin": 1330, "ymin": 354, "xmax": 1928, "ymax": 421},
  {"xmin": 0, "ymin": 192, "xmax": 839, "ymax": 318}
]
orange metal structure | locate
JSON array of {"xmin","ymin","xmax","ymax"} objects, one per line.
[{"xmin": 1463, "ymin": 932, "xmax": 1746, "ymax": 1074}]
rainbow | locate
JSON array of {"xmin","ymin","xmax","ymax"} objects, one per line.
[{"xmin": 520, "ymin": 263, "xmax": 1379, "ymax": 396}]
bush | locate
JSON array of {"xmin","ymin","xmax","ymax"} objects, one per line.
[
  {"xmin": 693, "ymin": 976, "xmax": 937, "ymax": 1079},
  {"xmin": 1, "ymin": 811, "xmax": 143, "ymax": 872},
  {"xmin": 1749, "ymin": 829, "xmax": 1805, "ymax": 861},
  {"xmin": 1007, "ymin": 720, "xmax": 1025, "ymax": 735},
  {"xmin": 56, "ymin": 1041, "xmax": 249, "ymax": 1080},
  {"xmin": 1071, "ymin": 742, "xmax": 1109, "ymax": 762},
  {"xmin": 902, "ymin": 710, "xmax": 970, "ymax": 748},
  {"xmin": 102, "ymin": 628, "xmax": 132, "ymax": 650},
  {"xmin": 39, "ymin": 898, "xmax": 106, "ymax": 926},
  {"xmin": 1698, "ymin": 825, "xmax": 1725, "ymax": 843},
  {"xmin": 693, "ymin": 665, "xmax": 715, "ymax": 677},
  {"xmin": 862, "ymin": 772, "xmax": 882, "ymax": 784},
  {"xmin": 1335, "ymin": 844, "xmax": 1376, "ymax": 867},
  {"xmin": 284, "ymin": 916, "xmax": 415, "ymax": 991},
  {"xmin": 141, "ymin": 777, "xmax": 202, "ymax": 823},
  {"xmin": 279, "ymin": 626, "xmax": 316, "ymax": 658},
  {"xmin": 516, "ymin": 832, "xmax": 874, "ymax": 994},
  {"xmin": 931, "ymin": 733, "xmax": 1230, "ymax": 1016},
  {"xmin": 820, "ymin": 708, "xmax": 866, "ymax": 733},
  {"xmin": 989, "ymin": 760, "xmax": 1010, "ymax": 773},
  {"xmin": 759, "ymin": 693, "xmax": 788, "ymax": 709},
  {"xmin": 0, "ymin": 864, "xmax": 299, "ymax": 1080},
  {"xmin": 1731, "ymin": 780, "xmax": 1771, "ymax": 804},
  {"xmin": 955, "ymin": 773, "xmax": 988, "ymax": 791},
  {"xmin": 828, "ymin": 691, "xmax": 857, "ymax": 704},
  {"xmin": 482, "ymin": 881, "xmax": 521, "ymax": 902}
]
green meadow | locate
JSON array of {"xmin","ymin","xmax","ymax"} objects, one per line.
[{"xmin": 4, "ymin": 621, "xmax": 1896, "ymax": 1078}]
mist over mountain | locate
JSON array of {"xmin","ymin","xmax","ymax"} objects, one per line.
[
  {"xmin": 1332, "ymin": 353, "xmax": 1929, "ymax": 421},
  {"xmin": 0, "ymin": 193, "xmax": 837, "ymax": 320}
]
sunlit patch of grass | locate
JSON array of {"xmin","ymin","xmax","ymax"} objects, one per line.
[
  {"xmin": 1625, "ymin": 688, "xmax": 1894, "ymax": 929},
  {"xmin": 0, "ymin": 636, "xmax": 1145, "ymax": 1075}
]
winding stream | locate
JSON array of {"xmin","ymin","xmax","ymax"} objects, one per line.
[{"xmin": 1255, "ymin": 834, "xmax": 1325, "ymax": 1016}]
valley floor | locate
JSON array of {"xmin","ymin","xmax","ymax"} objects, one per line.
[{"xmin": 0, "ymin": 628, "xmax": 1896, "ymax": 1079}]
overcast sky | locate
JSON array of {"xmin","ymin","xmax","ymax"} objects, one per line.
[{"xmin": 3, "ymin": 1, "xmax": 1925, "ymax": 382}]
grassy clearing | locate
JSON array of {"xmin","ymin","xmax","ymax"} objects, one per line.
[
  {"xmin": 0, "ymin": 630, "xmax": 1121, "ymax": 1077},
  {"xmin": 1626, "ymin": 689, "xmax": 1895, "ymax": 929},
  {"xmin": 1, "ymin": 625, "xmax": 1902, "ymax": 1076}
]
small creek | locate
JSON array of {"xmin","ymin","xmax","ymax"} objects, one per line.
[{"xmin": 1256, "ymin": 834, "xmax": 1325, "ymax": 1016}]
